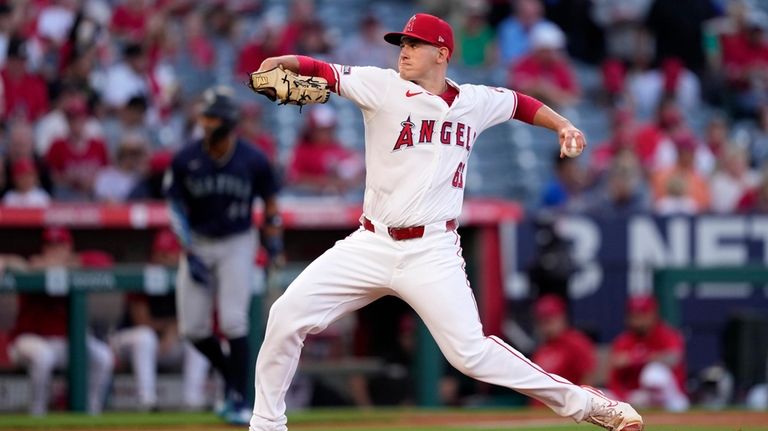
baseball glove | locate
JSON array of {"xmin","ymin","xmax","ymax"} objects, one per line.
[{"xmin": 247, "ymin": 65, "xmax": 330, "ymax": 107}]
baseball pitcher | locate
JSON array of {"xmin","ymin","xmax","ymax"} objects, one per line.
[{"xmin": 247, "ymin": 13, "xmax": 643, "ymax": 431}]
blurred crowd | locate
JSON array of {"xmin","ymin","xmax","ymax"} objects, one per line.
[
  {"xmin": 0, "ymin": 0, "xmax": 765, "ymax": 211},
  {"xmin": 0, "ymin": 0, "xmax": 369, "ymax": 205},
  {"xmin": 0, "ymin": 0, "xmax": 759, "ymax": 212}
]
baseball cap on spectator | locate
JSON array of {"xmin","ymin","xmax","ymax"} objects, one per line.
[
  {"xmin": 6, "ymin": 37, "xmax": 26, "ymax": 60},
  {"xmin": 153, "ymin": 229, "xmax": 181, "ymax": 254},
  {"xmin": 384, "ymin": 13, "xmax": 454, "ymax": 58},
  {"xmin": 307, "ymin": 105, "xmax": 337, "ymax": 129},
  {"xmin": 123, "ymin": 42, "xmax": 144, "ymax": 58},
  {"xmin": 79, "ymin": 250, "xmax": 114, "ymax": 268},
  {"xmin": 125, "ymin": 95, "xmax": 148, "ymax": 112},
  {"xmin": 43, "ymin": 227, "xmax": 73, "ymax": 244},
  {"xmin": 62, "ymin": 96, "xmax": 89, "ymax": 118},
  {"xmin": 672, "ymin": 132, "xmax": 698, "ymax": 153},
  {"xmin": 530, "ymin": 22, "xmax": 566, "ymax": 50},
  {"xmin": 149, "ymin": 150, "xmax": 173, "ymax": 174},
  {"xmin": 627, "ymin": 296, "xmax": 658, "ymax": 314},
  {"xmin": 11, "ymin": 158, "xmax": 36, "ymax": 178},
  {"xmin": 534, "ymin": 294, "xmax": 567, "ymax": 320}
]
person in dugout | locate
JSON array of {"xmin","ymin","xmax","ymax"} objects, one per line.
[
  {"xmin": 608, "ymin": 296, "xmax": 690, "ymax": 412},
  {"xmin": 7, "ymin": 227, "xmax": 114, "ymax": 415},
  {"xmin": 109, "ymin": 229, "xmax": 210, "ymax": 411}
]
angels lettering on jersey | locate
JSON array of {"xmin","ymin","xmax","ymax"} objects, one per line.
[
  {"xmin": 392, "ymin": 115, "xmax": 477, "ymax": 152},
  {"xmin": 324, "ymin": 62, "xmax": 517, "ymax": 227}
]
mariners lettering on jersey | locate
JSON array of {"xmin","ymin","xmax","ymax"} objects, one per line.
[
  {"xmin": 184, "ymin": 173, "xmax": 252, "ymax": 200},
  {"xmin": 392, "ymin": 116, "xmax": 476, "ymax": 152}
]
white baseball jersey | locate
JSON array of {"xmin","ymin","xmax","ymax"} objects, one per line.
[{"xmin": 329, "ymin": 64, "xmax": 518, "ymax": 227}]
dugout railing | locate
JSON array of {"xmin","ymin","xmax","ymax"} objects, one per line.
[
  {"xmin": 0, "ymin": 199, "xmax": 521, "ymax": 411},
  {"xmin": 653, "ymin": 265, "xmax": 768, "ymax": 327}
]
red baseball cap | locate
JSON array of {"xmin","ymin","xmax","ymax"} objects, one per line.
[
  {"xmin": 11, "ymin": 158, "xmax": 36, "ymax": 178},
  {"xmin": 43, "ymin": 227, "xmax": 73, "ymax": 244},
  {"xmin": 149, "ymin": 150, "xmax": 173, "ymax": 174},
  {"xmin": 62, "ymin": 96, "xmax": 89, "ymax": 118},
  {"xmin": 627, "ymin": 296, "xmax": 658, "ymax": 314},
  {"xmin": 79, "ymin": 250, "xmax": 115, "ymax": 268},
  {"xmin": 384, "ymin": 13, "xmax": 454, "ymax": 57},
  {"xmin": 534, "ymin": 294, "xmax": 567, "ymax": 320},
  {"xmin": 153, "ymin": 229, "xmax": 181, "ymax": 254}
]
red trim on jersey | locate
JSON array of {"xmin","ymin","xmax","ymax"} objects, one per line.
[
  {"xmin": 332, "ymin": 64, "xmax": 341, "ymax": 94},
  {"xmin": 512, "ymin": 91, "xmax": 544, "ymax": 124},
  {"xmin": 296, "ymin": 55, "xmax": 339, "ymax": 93},
  {"xmin": 439, "ymin": 84, "xmax": 459, "ymax": 107}
]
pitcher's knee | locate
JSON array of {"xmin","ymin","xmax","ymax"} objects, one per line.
[
  {"xmin": 263, "ymin": 297, "xmax": 311, "ymax": 344},
  {"xmin": 448, "ymin": 347, "xmax": 487, "ymax": 377}
]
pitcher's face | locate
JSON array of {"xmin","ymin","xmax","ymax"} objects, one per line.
[{"xmin": 397, "ymin": 36, "xmax": 446, "ymax": 81}]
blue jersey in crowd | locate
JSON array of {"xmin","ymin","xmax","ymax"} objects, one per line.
[{"xmin": 164, "ymin": 139, "xmax": 278, "ymax": 240}]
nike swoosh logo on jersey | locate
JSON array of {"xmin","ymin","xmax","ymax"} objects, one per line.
[{"xmin": 405, "ymin": 90, "xmax": 423, "ymax": 97}]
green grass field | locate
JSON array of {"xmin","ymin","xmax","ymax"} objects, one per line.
[{"xmin": 0, "ymin": 408, "xmax": 766, "ymax": 430}]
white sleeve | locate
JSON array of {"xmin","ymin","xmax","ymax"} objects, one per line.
[
  {"xmin": 474, "ymin": 86, "xmax": 518, "ymax": 133},
  {"xmin": 329, "ymin": 64, "xmax": 394, "ymax": 112}
]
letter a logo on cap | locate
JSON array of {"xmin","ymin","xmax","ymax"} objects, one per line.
[
  {"xmin": 406, "ymin": 15, "xmax": 416, "ymax": 32},
  {"xmin": 438, "ymin": 35, "xmax": 445, "ymax": 43}
]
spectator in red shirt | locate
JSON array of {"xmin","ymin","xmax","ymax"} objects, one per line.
[
  {"xmin": 8, "ymin": 227, "xmax": 114, "ymax": 416},
  {"xmin": 287, "ymin": 105, "xmax": 364, "ymax": 196},
  {"xmin": 1, "ymin": 37, "xmax": 49, "ymax": 122},
  {"xmin": 45, "ymin": 95, "xmax": 109, "ymax": 201},
  {"xmin": 276, "ymin": 0, "xmax": 316, "ymax": 54},
  {"xmin": 736, "ymin": 169, "xmax": 768, "ymax": 213},
  {"xmin": 720, "ymin": 12, "xmax": 768, "ymax": 118},
  {"xmin": 633, "ymin": 97, "xmax": 714, "ymax": 175},
  {"xmin": 110, "ymin": 0, "xmax": 149, "ymax": 43},
  {"xmin": 608, "ymin": 296, "xmax": 689, "ymax": 412},
  {"xmin": 531, "ymin": 295, "xmax": 596, "ymax": 387},
  {"xmin": 509, "ymin": 22, "xmax": 579, "ymax": 108},
  {"xmin": 589, "ymin": 107, "xmax": 640, "ymax": 177},
  {"xmin": 236, "ymin": 20, "xmax": 287, "ymax": 80}
]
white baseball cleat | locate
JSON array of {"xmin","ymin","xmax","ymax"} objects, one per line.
[{"xmin": 581, "ymin": 386, "xmax": 644, "ymax": 431}]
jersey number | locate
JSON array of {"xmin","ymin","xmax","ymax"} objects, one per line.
[
  {"xmin": 227, "ymin": 201, "xmax": 250, "ymax": 220},
  {"xmin": 452, "ymin": 162, "xmax": 465, "ymax": 189}
]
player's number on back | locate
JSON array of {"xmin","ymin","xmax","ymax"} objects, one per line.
[
  {"xmin": 227, "ymin": 201, "xmax": 250, "ymax": 220},
  {"xmin": 452, "ymin": 162, "xmax": 465, "ymax": 189}
]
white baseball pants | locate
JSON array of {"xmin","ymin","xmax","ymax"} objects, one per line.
[
  {"xmin": 176, "ymin": 230, "xmax": 256, "ymax": 340},
  {"xmin": 250, "ymin": 220, "xmax": 591, "ymax": 431},
  {"xmin": 111, "ymin": 326, "xmax": 210, "ymax": 408},
  {"xmin": 9, "ymin": 334, "xmax": 113, "ymax": 415}
]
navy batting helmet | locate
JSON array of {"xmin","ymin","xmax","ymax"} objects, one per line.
[{"xmin": 201, "ymin": 86, "xmax": 240, "ymax": 126}]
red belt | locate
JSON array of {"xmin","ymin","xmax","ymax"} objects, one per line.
[{"xmin": 362, "ymin": 217, "xmax": 458, "ymax": 241}]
